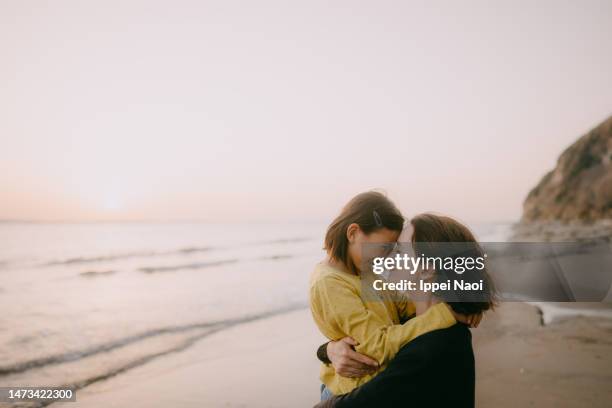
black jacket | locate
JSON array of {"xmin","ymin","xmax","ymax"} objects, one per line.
[{"xmin": 314, "ymin": 324, "xmax": 475, "ymax": 408}]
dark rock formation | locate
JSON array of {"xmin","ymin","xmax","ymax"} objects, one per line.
[{"xmin": 522, "ymin": 115, "xmax": 612, "ymax": 223}]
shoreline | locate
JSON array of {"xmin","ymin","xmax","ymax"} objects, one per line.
[
  {"xmin": 530, "ymin": 302, "xmax": 612, "ymax": 325},
  {"xmin": 67, "ymin": 308, "xmax": 325, "ymax": 408},
  {"xmin": 62, "ymin": 302, "xmax": 612, "ymax": 408}
]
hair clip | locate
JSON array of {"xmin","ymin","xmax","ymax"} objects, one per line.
[{"xmin": 373, "ymin": 210, "xmax": 383, "ymax": 227}]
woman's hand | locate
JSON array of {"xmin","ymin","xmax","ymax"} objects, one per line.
[
  {"xmin": 327, "ymin": 337, "xmax": 379, "ymax": 378},
  {"xmin": 451, "ymin": 310, "xmax": 483, "ymax": 328}
]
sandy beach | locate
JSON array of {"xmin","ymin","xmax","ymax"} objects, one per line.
[
  {"xmin": 473, "ymin": 303, "xmax": 612, "ymax": 408},
  {"xmin": 68, "ymin": 308, "xmax": 326, "ymax": 408},
  {"xmin": 65, "ymin": 303, "xmax": 612, "ymax": 408}
]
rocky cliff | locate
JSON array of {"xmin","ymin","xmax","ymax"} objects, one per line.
[{"xmin": 522, "ymin": 115, "xmax": 612, "ymax": 223}]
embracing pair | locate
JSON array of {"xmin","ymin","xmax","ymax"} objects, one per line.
[{"xmin": 310, "ymin": 191, "xmax": 497, "ymax": 407}]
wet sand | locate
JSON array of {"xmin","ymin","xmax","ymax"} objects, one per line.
[
  {"xmin": 69, "ymin": 304, "xmax": 612, "ymax": 407},
  {"xmin": 474, "ymin": 303, "xmax": 612, "ymax": 408}
]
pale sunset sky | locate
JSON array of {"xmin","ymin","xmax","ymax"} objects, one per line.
[{"xmin": 1, "ymin": 0, "xmax": 611, "ymax": 223}]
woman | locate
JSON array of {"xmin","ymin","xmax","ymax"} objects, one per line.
[
  {"xmin": 314, "ymin": 213, "xmax": 497, "ymax": 407},
  {"xmin": 309, "ymin": 192, "xmax": 477, "ymax": 399}
]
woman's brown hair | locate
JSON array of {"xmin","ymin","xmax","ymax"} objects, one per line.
[
  {"xmin": 410, "ymin": 213, "xmax": 498, "ymax": 314},
  {"xmin": 325, "ymin": 191, "xmax": 404, "ymax": 272}
]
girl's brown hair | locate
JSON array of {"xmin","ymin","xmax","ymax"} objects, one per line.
[
  {"xmin": 410, "ymin": 213, "xmax": 498, "ymax": 314},
  {"xmin": 325, "ymin": 191, "xmax": 404, "ymax": 271}
]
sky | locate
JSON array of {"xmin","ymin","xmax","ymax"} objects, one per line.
[{"xmin": 1, "ymin": 0, "xmax": 611, "ymax": 223}]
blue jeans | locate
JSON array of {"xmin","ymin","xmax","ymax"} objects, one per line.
[{"xmin": 320, "ymin": 384, "xmax": 333, "ymax": 401}]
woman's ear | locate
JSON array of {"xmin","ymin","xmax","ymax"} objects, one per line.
[{"xmin": 346, "ymin": 223, "xmax": 360, "ymax": 243}]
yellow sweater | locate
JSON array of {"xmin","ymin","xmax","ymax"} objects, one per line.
[{"xmin": 309, "ymin": 262, "xmax": 456, "ymax": 395}]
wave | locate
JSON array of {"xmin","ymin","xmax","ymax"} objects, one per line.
[
  {"xmin": 529, "ymin": 302, "xmax": 612, "ymax": 325},
  {"xmin": 258, "ymin": 254, "xmax": 294, "ymax": 260},
  {"xmin": 1, "ymin": 304, "xmax": 307, "ymax": 407},
  {"xmin": 0, "ymin": 304, "xmax": 306, "ymax": 378},
  {"xmin": 176, "ymin": 246, "xmax": 214, "ymax": 254},
  {"xmin": 13, "ymin": 327, "xmax": 230, "ymax": 408},
  {"xmin": 138, "ymin": 259, "xmax": 239, "ymax": 273},
  {"xmin": 44, "ymin": 252, "xmax": 161, "ymax": 266},
  {"xmin": 43, "ymin": 246, "xmax": 218, "ymax": 267},
  {"xmin": 40, "ymin": 236, "xmax": 311, "ymax": 267},
  {"xmin": 79, "ymin": 270, "xmax": 116, "ymax": 278},
  {"xmin": 138, "ymin": 252, "xmax": 297, "ymax": 274}
]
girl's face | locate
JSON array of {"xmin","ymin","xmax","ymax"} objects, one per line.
[{"xmin": 347, "ymin": 225, "xmax": 401, "ymax": 272}]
